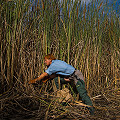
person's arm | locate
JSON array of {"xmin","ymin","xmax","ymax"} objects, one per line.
[
  {"xmin": 42, "ymin": 73, "xmax": 57, "ymax": 83},
  {"xmin": 64, "ymin": 78, "xmax": 70, "ymax": 81},
  {"xmin": 49, "ymin": 73, "xmax": 57, "ymax": 79},
  {"xmin": 28, "ymin": 72, "xmax": 48, "ymax": 84}
]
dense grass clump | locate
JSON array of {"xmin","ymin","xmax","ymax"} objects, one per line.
[{"xmin": 0, "ymin": 0, "xmax": 120, "ymax": 119}]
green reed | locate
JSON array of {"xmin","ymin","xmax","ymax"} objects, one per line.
[{"xmin": 0, "ymin": 0, "xmax": 119, "ymax": 96}]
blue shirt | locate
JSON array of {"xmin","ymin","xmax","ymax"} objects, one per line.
[{"xmin": 45, "ymin": 60, "xmax": 75, "ymax": 76}]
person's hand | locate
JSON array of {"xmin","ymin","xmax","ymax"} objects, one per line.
[
  {"xmin": 64, "ymin": 78, "xmax": 70, "ymax": 82},
  {"xmin": 28, "ymin": 79, "xmax": 37, "ymax": 84},
  {"xmin": 42, "ymin": 79, "xmax": 49, "ymax": 83}
]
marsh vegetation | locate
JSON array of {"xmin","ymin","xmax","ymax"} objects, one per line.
[{"xmin": 0, "ymin": 0, "xmax": 120, "ymax": 119}]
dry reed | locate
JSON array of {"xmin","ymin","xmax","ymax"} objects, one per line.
[{"xmin": 0, "ymin": 0, "xmax": 120, "ymax": 119}]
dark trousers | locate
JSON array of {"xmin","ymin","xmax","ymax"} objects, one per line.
[{"xmin": 76, "ymin": 80, "xmax": 94, "ymax": 115}]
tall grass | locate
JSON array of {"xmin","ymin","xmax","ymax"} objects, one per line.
[{"xmin": 0, "ymin": 0, "xmax": 119, "ymax": 97}]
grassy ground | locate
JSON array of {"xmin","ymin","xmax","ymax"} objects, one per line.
[{"xmin": 0, "ymin": 80, "xmax": 120, "ymax": 120}]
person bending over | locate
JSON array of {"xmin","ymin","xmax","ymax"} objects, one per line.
[{"xmin": 29, "ymin": 54, "xmax": 94, "ymax": 115}]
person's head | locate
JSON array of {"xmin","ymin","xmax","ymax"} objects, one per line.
[{"xmin": 44, "ymin": 54, "xmax": 56, "ymax": 66}]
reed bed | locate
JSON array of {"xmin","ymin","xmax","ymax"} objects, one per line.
[{"xmin": 0, "ymin": 0, "xmax": 120, "ymax": 119}]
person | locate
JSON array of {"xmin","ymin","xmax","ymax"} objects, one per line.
[{"xmin": 29, "ymin": 54, "xmax": 95, "ymax": 115}]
